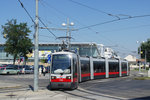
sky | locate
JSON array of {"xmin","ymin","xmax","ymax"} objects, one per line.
[{"xmin": 0, "ymin": 0, "xmax": 150, "ymax": 58}]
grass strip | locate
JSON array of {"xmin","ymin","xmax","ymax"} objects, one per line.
[{"xmin": 134, "ymin": 77, "xmax": 150, "ymax": 80}]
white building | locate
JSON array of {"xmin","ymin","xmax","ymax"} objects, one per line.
[
  {"xmin": 124, "ymin": 55, "xmax": 137, "ymax": 68},
  {"xmin": 97, "ymin": 44, "xmax": 120, "ymax": 59}
]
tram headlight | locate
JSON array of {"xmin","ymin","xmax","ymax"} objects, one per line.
[
  {"xmin": 66, "ymin": 76, "xmax": 71, "ymax": 79},
  {"xmin": 51, "ymin": 76, "xmax": 56, "ymax": 79}
]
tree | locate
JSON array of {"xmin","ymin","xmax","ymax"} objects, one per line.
[
  {"xmin": 140, "ymin": 39, "xmax": 150, "ymax": 62},
  {"xmin": 1, "ymin": 19, "xmax": 32, "ymax": 65}
]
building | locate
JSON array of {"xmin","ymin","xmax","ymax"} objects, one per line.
[
  {"xmin": 124, "ymin": 55, "xmax": 148, "ymax": 69},
  {"xmin": 124, "ymin": 55, "xmax": 137, "ymax": 68},
  {"xmin": 0, "ymin": 42, "xmax": 120, "ymax": 64},
  {"xmin": 0, "ymin": 43, "xmax": 98, "ymax": 64}
]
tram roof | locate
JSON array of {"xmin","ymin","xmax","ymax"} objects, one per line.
[
  {"xmin": 52, "ymin": 51, "xmax": 75, "ymax": 55},
  {"xmin": 39, "ymin": 42, "xmax": 97, "ymax": 46}
]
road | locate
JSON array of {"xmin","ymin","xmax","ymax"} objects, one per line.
[{"xmin": 0, "ymin": 71, "xmax": 150, "ymax": 100}]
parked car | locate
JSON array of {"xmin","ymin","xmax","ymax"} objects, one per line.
[
  {"xmin": 19, "ymin": 65, "xmax": 33, "ymax": 74},
  {"xmin": 0, "ymin": 67, "xmax": 20, "ymax": 75},
  {"xmin": 0, "ymin": 65, "xmax": 5, "ymax": 70},
  {"xmin": 24, "ymin": 66, "xmax": 33, "ymax": 74}
]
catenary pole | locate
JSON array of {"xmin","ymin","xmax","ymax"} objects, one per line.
[
  {"xmin": 34, "ymin": 0, "xmax": 39, "ymax": 92},
  {"xmin": 139, "ymin": 44, "xmax": 141, "ymax": 73},
  {"xmin": 67, "ymin": 18, "xmax": 70, "ymax": 49}
]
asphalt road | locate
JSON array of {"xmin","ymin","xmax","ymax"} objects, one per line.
[
  {"xmin": 0, "ymin": 71, "xmax": 150, "ymax": 100},
  {"xmin": 79, "ymin": 77, "xmax": 150, "ymax": 100}
]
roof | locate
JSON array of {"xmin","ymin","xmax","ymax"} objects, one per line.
[{"xmin": 124, "ymin": 55, "xmax": 137, "ymax": 62}]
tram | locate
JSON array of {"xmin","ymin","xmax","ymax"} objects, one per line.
[{"xmin": 49, "ymin": 50, "xmax": 129, "ymax": 89}]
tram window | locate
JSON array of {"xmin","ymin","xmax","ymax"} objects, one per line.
[
  {"xmin": 79, "ymin": 48, "xmax": 90, "ymax": 57},
  {"xmin": 81, "ymin": 60, "xmax": 90, "ymax": 74},
  {"xmin": 122, "ymin": 62, "xmax": 127, "ymax": 71},
  {"xmin": 52, "ymin": 54, "xmax": 71, "ymax": 74},
  {"xmin": 109, "ymin": 62, "xmax": 119, "ymax": 72},
  {"xmin": 94, "ymin": 61, "xmax": 105, "ymax": 73}
]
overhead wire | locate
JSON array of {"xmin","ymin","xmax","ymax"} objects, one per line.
[
  {"xmin": 19, "ymin": 0, "xmax": 149, "ymax": 56},
  {"xmin": 97, "ymin": 24, "xmax": 150, "ymax": 33},
  {"xmin": 68, "ymin": 0, "xmax": 120, "ymax": 19},
  {"xmin": 39, "ymin": 0, "xmax": 116, "ymax": 45},
  {"xmin": 39, "ymin": 18, "xmax": 57, "ymax": 38},
  {"xmin": 77, "ymin": 14, "xmax": 150, "ymax": 30},
  {"xmin": 67, "ymin": 0, "xmax": 150, "ymax": 53},
  {"xmin": 18, "ymin": 0, "xmax": 35, "ymax": 24},
  {"xmin": 39, "ymin": 0, "xmax": 141, "ymax": 54},
  {"xmin": 17, "ymin": 0, "xmax": 57, "ymax": 39},
  {"xmin": 39, "ymin": 0, "xmax": 149, "ymax": 46}
]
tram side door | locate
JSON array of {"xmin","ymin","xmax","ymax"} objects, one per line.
[{"xmin": 73, "ymin": 55, "xmax": 79, "ymax": 85}]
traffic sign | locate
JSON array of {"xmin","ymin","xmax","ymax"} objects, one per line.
[{"xmin": 47, "ymin": 54, "xmax": 51, "ymax": 63}]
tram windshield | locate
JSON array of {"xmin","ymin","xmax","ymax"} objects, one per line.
[{"xmin": 51, "ymin": 54, "xmax": 71, "ymax": 74}]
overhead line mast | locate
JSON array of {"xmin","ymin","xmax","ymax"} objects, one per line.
[{"xmin": 34, "ymin": 0, "xmax": 39, "ymax": 92}]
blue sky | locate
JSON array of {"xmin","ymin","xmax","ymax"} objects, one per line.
[{"xmin": 0, "ymin": 0, "xmax": 150, "ymax": 57}]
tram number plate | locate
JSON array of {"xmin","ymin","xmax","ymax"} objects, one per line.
[{"xmin": 59, "ymin": 78, "xmax": 63, "ymax": 81}]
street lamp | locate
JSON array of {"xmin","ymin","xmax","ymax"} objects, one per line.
[{"xmin": 62, "ymin": 18, "xmax": 74, "ymax": 49}]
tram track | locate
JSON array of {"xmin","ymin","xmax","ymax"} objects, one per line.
[{"xmin": 60, "ymin": 87, "xmax": 129, "ymax": 100}]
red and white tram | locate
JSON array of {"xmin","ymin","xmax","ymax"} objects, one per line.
[{"xmin": 49, "ymin": 51, "xmax": 129, "ymax": 89}]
